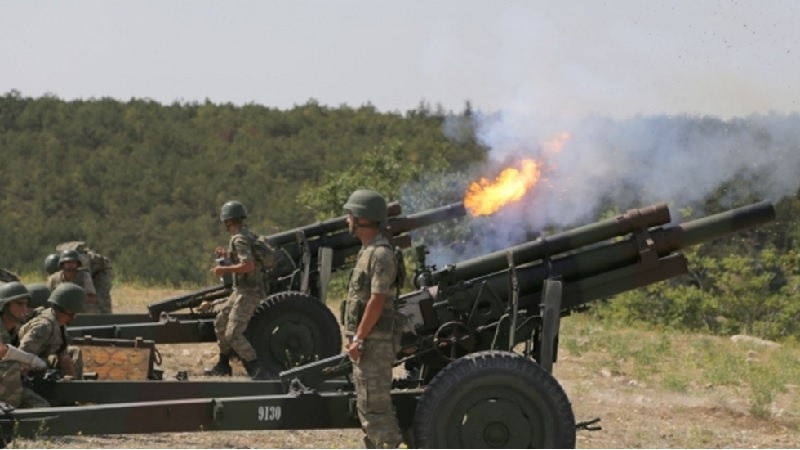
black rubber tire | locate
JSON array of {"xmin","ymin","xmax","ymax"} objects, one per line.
[
  {"xmin": 413, "ymin": 350, "xmax": 576, "ymax": 449},
  {"xmin": 244, "ymin": 291, "xmax": 342, "ymax": 378}
]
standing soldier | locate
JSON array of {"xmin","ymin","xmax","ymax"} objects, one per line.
[
  {"xmin": 18, "ymin": 283, "xmax": 86, "ymax": 380},
  {"xmin": 343, "ymin": 189, "xmax": 404, "ymax": 448},
  {"xmin": 203, "ymin": 200, "xmax": 267, "ymax": 380},
  {"xmin": 47, "ymin": 250, "xmax": 98, "ymax": 313},
  {"xmin": 0, "ymin": 282, "xmax": 49, "ymax": 408}
]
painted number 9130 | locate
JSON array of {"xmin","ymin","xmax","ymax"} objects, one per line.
[{"xmin": 258, "ymin": 405, "xmax": 282, "ymax": 422}]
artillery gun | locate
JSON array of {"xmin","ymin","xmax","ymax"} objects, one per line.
[
  {"xmin": 0, "ymin": 200, "xmax": 776, "ymax": 449},
  {"xmin": 67, "ymin": 201, "xmax": 467, "ymax": 377}
]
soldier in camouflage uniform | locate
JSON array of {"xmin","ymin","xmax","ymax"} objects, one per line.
[
  {"xmin": 55, "ymin": 241, "xmax": 114, "ymax": 314},
  {"xmin": 47, "ymin": 250, "xmax": 98, "ymax": 313},
  {"xmin": 343, "ymin": 190, "xmax": 404, "ymax": 448},
  {"xmin": 0, "ymin": 282, "xmax": 49, "ymax": 408},
  {"xmin": 18, "ymin": 283, "xmax": 86, "ymax": 380},
  {"xmin": 203, "ymin": 200, "xmax": 267, "ymax": 380}
]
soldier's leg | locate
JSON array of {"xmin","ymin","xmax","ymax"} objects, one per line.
[
  {"xmin": 93, "ymin": 272, "xmax": 114, "ymax": 314},
  {"xmin": 214, "ymin": 296, "xmax": 234, "ymax": 354},
  {"xmin": 353, "ymin": 337, "xmax": 403, "ymax": 448},
  {"xmin": 224, "ymin": 291, "xmax": 260, "ymax": 362},
  {"xmin": 205, "ymin": 296, "xmax": 235, "ymax": 376},
  {"xmin": 0, "ymin": 363, "xmax": 22, "ymax": 408},
  {"xmin": 19, "ymin": 388, "xmax": 50, "ymax": 408}
]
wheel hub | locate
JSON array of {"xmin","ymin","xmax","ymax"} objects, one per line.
[{"xmin": 461, "ymin": 398, "xmax": 533, "ymax": 448}]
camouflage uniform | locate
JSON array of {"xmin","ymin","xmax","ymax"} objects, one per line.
[
  {"xmin": 214, "ymin": 227, "xmax": 266, "ymax": 362},
  {"xmin": 47, "ymin": 270, "xmax": 98, "ymax": 313},
  {"xmin": 345, "ymin": 234, "xmax": 403, "ymax": 448},
  {"xmin": 18, "ymin": 308, "xmax": 83, "ymax": 379},
  {"xmin": 0, "ymin": 325, "xmax": 49, "ymax": 408},
  {"xmin": 56, "ymin": 242, "xmax": 114, "ymax": 314}
]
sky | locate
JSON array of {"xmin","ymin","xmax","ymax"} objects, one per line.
[{"xmin": 2, "ymin": 0, "xmax": 799, "ymax": 120}]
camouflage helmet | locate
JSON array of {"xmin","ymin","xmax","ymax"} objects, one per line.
[
  {"xmin": 44, "ymin": 253, "xmax": 61, "ymax": 275},
  {"xmin": 48, "ymin": 282, "xmax": 86, "ymax": 314},
  {"xmin": 344, "ymin": 190, "xmax": 388, "ymax": 223},
  {"xmin": 59, "ymin": 249, "xmax": 82, "ymax": 267},
  {"xmin": 0, "ymin": 281, "xmax": 31, "ymax": 310},
  {"xmin": 26, "ymin": 283, "xmax": 51, "ymax": 310},
  {"xmin": 220, "ymin": 200, "xmax": 248, "ymax": 222}
]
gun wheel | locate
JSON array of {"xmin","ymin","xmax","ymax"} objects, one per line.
[
  {"xmin": 245, "ymin": 291, "xmax": 341, "ymax": 378},
  {"xmin": 413, "ymin": 350, "xmax": 576, "ymax": 449}
]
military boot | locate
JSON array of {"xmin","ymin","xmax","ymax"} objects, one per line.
[
  {"xmin": 203, "ymin": 353, "xmax": 232, "ymax": 376},
  {"xmin": 243, "ymin": 359, "xmax": 268, "ymax": 380}
]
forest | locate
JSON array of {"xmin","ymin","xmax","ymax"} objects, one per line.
[{"xmin": 1, "ymin": 90, "xmax": 799, "ymax": 340}]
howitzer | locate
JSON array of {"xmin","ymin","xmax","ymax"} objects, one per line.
[
  {"xmin": 278, "ymin": 200, "xmax": 775, "ymax": 448},
  {"xmin": 3, "ymin": 200, "xmax": 777, "ymax": 449},
  {"xmin": 69, "ymin": 201, "xmax": 467, "ymax": 378}
]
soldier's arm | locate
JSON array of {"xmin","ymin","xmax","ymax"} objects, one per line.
[
  {"xmin": 214, "ymin": 237, "xmax": 255, "ymax": 274},
  {"xmin": 18, "ymin": 321, "xmax": 51, "ymax": 356},
  {"xmin": 57, "ymin": 352, "xmax": 75, "ymax": 377},
  {"xmin": 354, "ymin": 248, "xmax": 398, "ymax": 341}
]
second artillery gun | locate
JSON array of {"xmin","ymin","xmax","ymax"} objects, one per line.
[
  {"xmin": 68, "ymin": 201, "xmax": 467, "ymax": 377},
  {"xmin": 3, "ymin": 199, "xmax": 777, "ymax": 449}
]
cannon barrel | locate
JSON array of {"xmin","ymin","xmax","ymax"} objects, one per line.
[
  {"xmin": 266, "ymin": 201, "xmax": 402, "ymax": 248},
  {"xmin": 436, "ymin": 201, "xmax": 775, "ymax": 307},
  {"xmin": 434, "ymin": 202, "xmax": 672, "ymax": 284},
  {"xmin": 271, "ymin": 202, "xmax": 468, "ymax": 273}
]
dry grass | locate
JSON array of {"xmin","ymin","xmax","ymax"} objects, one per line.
[{"xmin": 8, "ymin": 286, "xmax": 800, "ymax": 448}]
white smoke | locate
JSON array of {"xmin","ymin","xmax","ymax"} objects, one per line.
[
  {"xmin": 419, "ymin": 111, "xmax": 800, "ymax": 267},
  {"xmin": 474, "ymin": 111, "xmax": 800, "ymax": 228}
]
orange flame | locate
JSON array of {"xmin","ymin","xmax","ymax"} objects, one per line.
[{"xmin": 464, "ymin": 159, "xmax": 541, "ymax": 216}]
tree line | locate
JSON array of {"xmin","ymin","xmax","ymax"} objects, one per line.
[{"xmin": 1, "ymin": 90, "xmax": 799, "ymax": 340}]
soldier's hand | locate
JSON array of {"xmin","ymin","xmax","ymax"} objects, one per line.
[
  {"xmin": 347, "ymin": 341, "xmax": 362, "ymax": 363},
  {"xmin": 214, "ymin": 247, "xmax": 227, "ymax": 258},
  {"xmin": 197, "ymin": 300, "xmax": 213, "ymax": 313},
  {"xmin": 2, "ymin": 345, "xmax": 48, "ymax": 370}
]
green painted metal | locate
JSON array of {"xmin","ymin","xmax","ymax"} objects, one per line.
[{"xmin": 5, "ymin": 390, "xmax": 420, "ymax": 437}]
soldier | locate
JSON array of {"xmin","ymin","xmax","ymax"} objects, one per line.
[
  {"xmin": 47, "ymin": 249, "xmax": 99, "ymax": 313},
  {"xmin": 55, "ymin": 241, "xmax": 114, "ymax": 314},
  {"xmin": 343, "ymin": 189, "xmax": 404, "ymax": 448},
  {"xmin": 203, "ymin": 200, "xmax": 267, "ymax": 380},
  {"xmin": 0, "ymin": 282, "xmax": 49, "ymax": 408},
  {"xmin": 18, "ymin": 283, "xmax": 86, "ymax": 380}
]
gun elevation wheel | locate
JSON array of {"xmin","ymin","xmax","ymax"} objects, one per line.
[
  {"xmin": 245, "ymin": 291, "xmax": 342, "ymax": 378},
  {"xmin": 413, "ymin": 350, "xmax": 576, "ymax": 449}
]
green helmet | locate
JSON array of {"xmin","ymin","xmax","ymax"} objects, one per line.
[
  {"xmin": 220, "ymin": 200, "xmax": 248, "ymax": 222},
  {"xmin": 26, "ymin": 283, "xmax": 51, "ymax": 310},
  {"xmin": 344, "ymin": 190, "xmax": 388, "ymax": 222},
  {"xmin": 44, "ymin": 253, "xmax": 61, "ymax": 275},
  {"xmin": 0, "ymin": 281, "xmax": 31, "ymax": 310},
  {"xmin": 48, "ymin": 282, "xmax": 86, "ymax": 314},
  {"xmin": 59, "ymin": 249, "xmax": 82, "ymax": 267}
]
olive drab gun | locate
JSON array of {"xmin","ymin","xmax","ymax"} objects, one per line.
[
  {"xmin": 0, "ymin": 200, "xmax": 776, "ymax": 449},
  {"xmin": 66, "ymin": 201, "xmax": 467, "ymax": 378}
]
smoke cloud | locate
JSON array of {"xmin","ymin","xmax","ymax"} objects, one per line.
[{"xmin": 414, "ymin": 112, "xmax": 800, "ymax": 268}]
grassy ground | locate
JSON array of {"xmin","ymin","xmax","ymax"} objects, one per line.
[{"xmin": 8, "ymin": 284, "xmax": 800, "ymax": 448}]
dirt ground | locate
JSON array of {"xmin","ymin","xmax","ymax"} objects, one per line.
[{"xmin": 9, "ymin": 287, "xmax": 800, "ymax": 448}]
